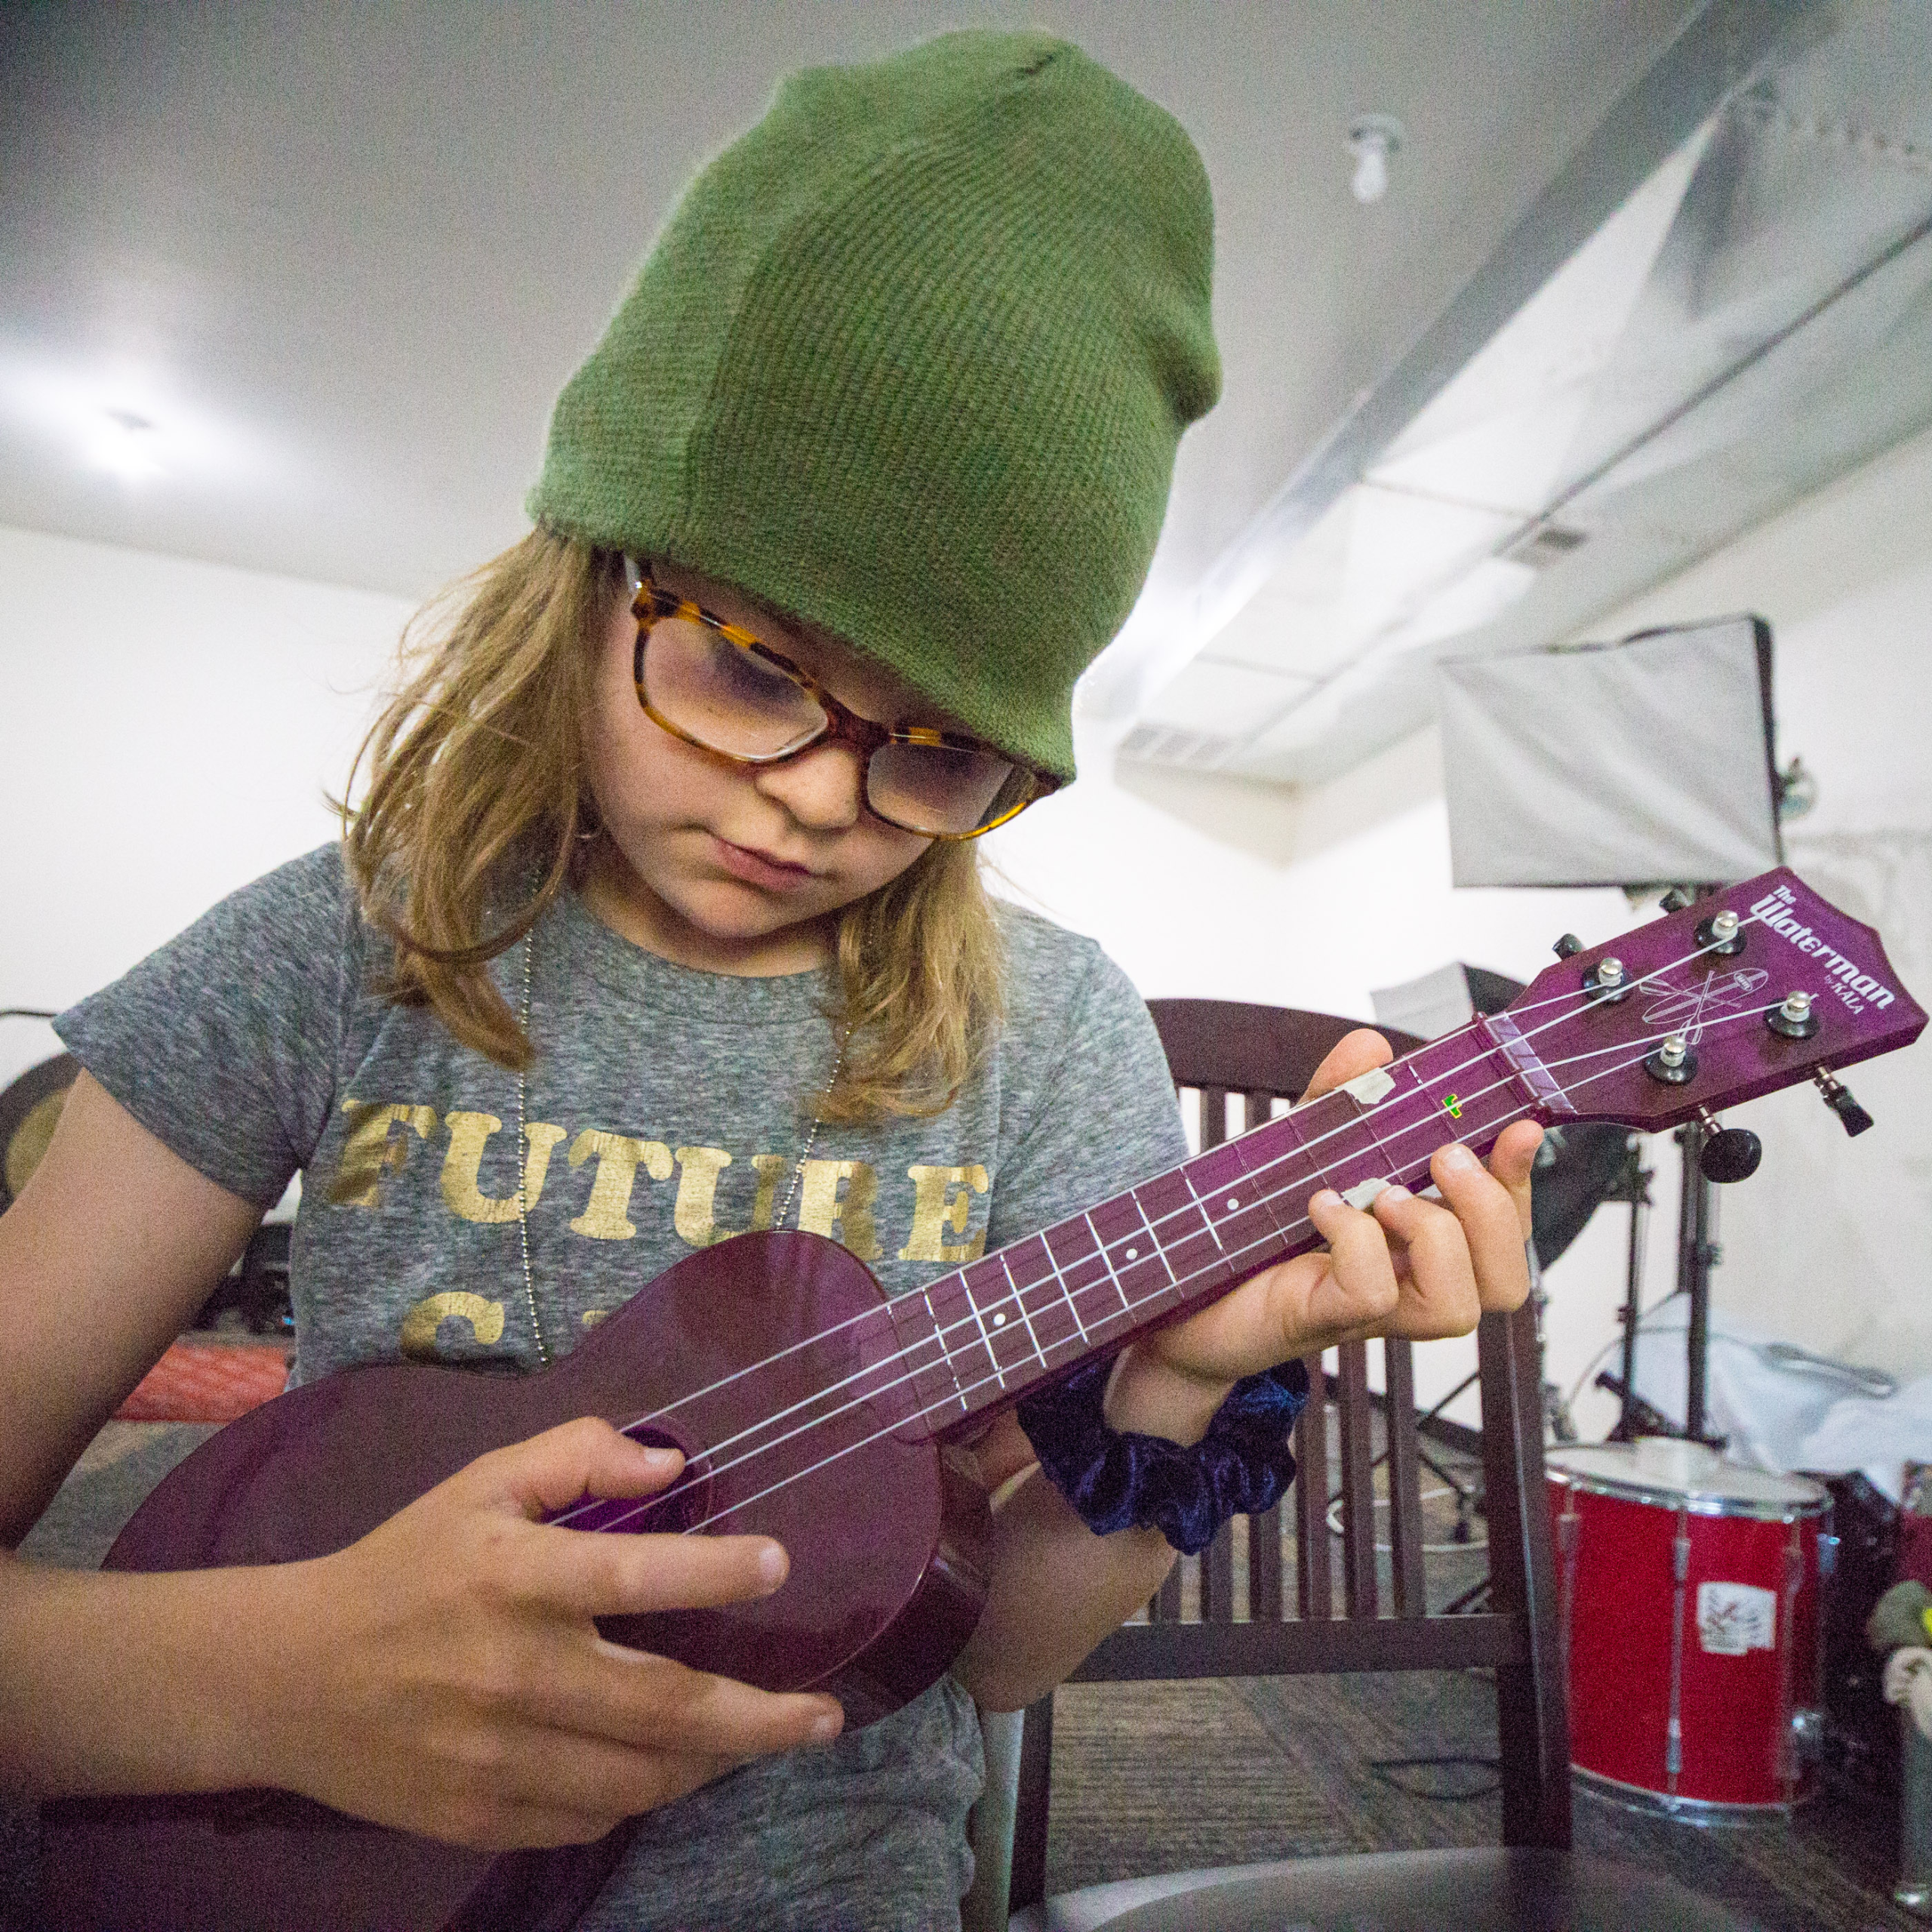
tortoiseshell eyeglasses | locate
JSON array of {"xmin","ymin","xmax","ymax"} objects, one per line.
[{"xmin": 626, "ymin": 561, "xmax": 1060, "ymax": 839}]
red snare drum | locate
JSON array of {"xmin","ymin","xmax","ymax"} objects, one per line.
[{"xmin": 1547, "ymin": 1440, "xmax": 1828, "ymax": 1820}]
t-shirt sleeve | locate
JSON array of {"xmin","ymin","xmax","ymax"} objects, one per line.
[
  {"xmin": 985, "ymin": 926, "xmax": 1186, "ymax": 1254},
  {"xmin": 54, "ymin": 845, "xmax": 361, "ymax": 1207}
]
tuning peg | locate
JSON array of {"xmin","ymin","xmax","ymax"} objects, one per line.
[
  {"xmin": 1644, "ymin": 1032, "xmax": 1697, "ymax": 1084},
  {"xmin": 1552, "ymin": 934, "xmax": 1583, "ymax": 959},
  {"xmin": 1694, "ymin": 907, "xmax": 1746, "ymax": 957},
  {"xmin": 1768, "ymin": 990, "xmax": 1820, "ymax": 1041},
  {"xmin": 1660, "ymin": 888, "xmax": 1694, "ymax": 912},
  {"xmin": 1814, "ymin": 1069, "xmax": 1875, "ymax": 1137},
  {"xmin": 1696, "ymin": 1109, "xmax": 1761, "ymax": 1183},
  {"xmin": 1586, "ymin": 955, "xmax": 1632, "ymax": 1004}
]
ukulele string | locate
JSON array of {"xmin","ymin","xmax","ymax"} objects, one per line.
[
  {"xmin": 562, "ymin": 995, "xmax": 1789, "ymax": 1537},
  {"xmin": 658, "ymin": 998, "xmax": 1786, "ymax": 1518},
  {"xmin": 564, "ymin": 1023, "xmax": 1603, "ymax": 1516},
  {"xmin": 1457, "ymin": 909, "xmax": 1774, "ymax": 1029},
  {"xmin": 555, "ymin": 913, "xmax": 1770, "ymax": 1483},
  {"xmin": 665, "ymin": 1004, "xmax": 1789, "ymax": 1537},
  {"xmin": 551, "ymin": 971, "xmax": 1783, "ymax": 1530}
]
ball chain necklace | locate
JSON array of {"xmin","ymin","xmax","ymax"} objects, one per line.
[{"xmin": 510, "ymin": 912, "xmax": 846, "ymax": 1367}]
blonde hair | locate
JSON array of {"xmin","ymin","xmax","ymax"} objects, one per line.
[{"xmin": 342, "ymin": 528, "xmax": 1004, "ymax": 1121}]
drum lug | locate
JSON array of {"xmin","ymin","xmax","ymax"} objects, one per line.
[
  {"xmin": 1789, "ymin": 1706, "xmax": 1826, "ymax": 1762},
  {"xmin": 1666, "ymin": 1527, "xmax": 1691, "ymax": 1792}
]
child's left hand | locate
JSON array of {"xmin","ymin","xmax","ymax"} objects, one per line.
[{"xmin": 1119, "ymin": 1027, "xmax": 1542, "ymax": 1409}]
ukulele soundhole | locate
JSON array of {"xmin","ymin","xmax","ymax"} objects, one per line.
[{"xmin": 545, "ymin": 1424, "xmax": 712, "ymax": 1537}]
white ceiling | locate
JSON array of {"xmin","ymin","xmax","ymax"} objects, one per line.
[
  {"xmin": 1119, "ymin": 0, "xmax": 1932, "ymax": 785},
  {"xmin": 1, "ymin": 0, "xmax": 1699, "ymax": 612}
]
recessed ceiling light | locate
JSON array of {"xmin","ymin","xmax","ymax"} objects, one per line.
[{"xmin": 86, "ymin": 407, "xmax": 165, "ymax": 482}]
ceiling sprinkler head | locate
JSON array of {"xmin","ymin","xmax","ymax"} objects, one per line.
[{"xmin": 1348, "ymin": 114, "xmax": 1406, "ymax": 204}]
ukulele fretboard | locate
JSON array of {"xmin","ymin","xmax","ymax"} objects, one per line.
[{"xmin": 881, "ymin": 1018, "xmax": 1565, "ymax": 1433}]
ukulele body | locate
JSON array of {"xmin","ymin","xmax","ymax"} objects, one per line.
[{"xmin": 38, "ymin": 1230, "xmax": 993, "ymax": 1932}]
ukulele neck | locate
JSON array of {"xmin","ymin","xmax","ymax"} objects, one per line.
[{"xmin": 897, "ymin": 1017, "xmax": 1561, "ymax": 1433}]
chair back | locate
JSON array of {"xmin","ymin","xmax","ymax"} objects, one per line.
[{"xmin": 1006, "ymin": 998, "xmax": 1571, "ymax": 1915}]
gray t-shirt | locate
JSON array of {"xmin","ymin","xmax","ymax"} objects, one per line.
[{"xmin": 57, "ymin": 845, "xmax": 1186, "ymax": 1932}]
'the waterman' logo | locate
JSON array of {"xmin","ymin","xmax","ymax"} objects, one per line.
[{"xmin": 1749, "ymin": 884, "xmax": 1895, "ymax": 1013}]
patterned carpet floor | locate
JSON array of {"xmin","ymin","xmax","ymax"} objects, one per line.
[{"xmin": 1044, "ymin": 1671, "xmax": 1918, "ymax": 1931}]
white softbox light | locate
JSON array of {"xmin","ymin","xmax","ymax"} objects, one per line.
[{"xmin": 1437, "ymin": 616, "xmax": 1783, "ymax": 888}]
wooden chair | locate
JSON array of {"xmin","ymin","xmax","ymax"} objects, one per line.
[{"xmin": 995, "ymin": 998, "xmax": 1754, "ymax": 1932}]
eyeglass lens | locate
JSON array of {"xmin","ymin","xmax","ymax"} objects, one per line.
[{"xmin": 641, "ymin": 614, "xmax": 1027, "ymax": 837}]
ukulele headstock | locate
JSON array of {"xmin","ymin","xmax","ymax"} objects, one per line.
[{"xmin": 1506, "ymin": 869, "xmax": 1925, "ymax": 1134}]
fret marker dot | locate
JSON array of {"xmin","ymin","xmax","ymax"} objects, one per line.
[
  {"xmin": 992, "ymin": 1312, "xmax": 1006, "ymax": 1327},
  {"xmin": 1226, "ymin": 1196, "xmax": 1239, "ymax": 1210},
  {"xmin": 1125, "ymin": 1246, "xmax": 1138, "ymax": 1260}
]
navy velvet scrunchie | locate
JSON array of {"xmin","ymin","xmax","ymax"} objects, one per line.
[{"xmin": 1015, "ymin": 1356, "xmax": 1309, "ymax": 1555}]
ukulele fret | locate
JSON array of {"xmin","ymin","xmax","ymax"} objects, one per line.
[
  {"xmin": 960, "ymin": 1254, "xmax": 1037, "ymax": 1385},
  {"xmin": 1401, "ymin": 1027, "xmax": 1531, "ymax": 1149},
  {"xmin": 997, "ymin": 1251, "xmax": 1051, "ymax": 1368},
  {"xmin": 1003, "ymin": 1232, "xmax": 1088, "ymax": 1364},
  {"xmin": 1128, "ymin": 1169, "xmax": 1235, "ymax": 1303}
]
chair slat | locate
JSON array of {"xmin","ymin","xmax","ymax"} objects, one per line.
[
  {"xmin": 1201, "ymin": 1519, "xmax": 1235, "ymax": 1623},
  {"xmin": 1010, "ymin": 1692, "xmax": 1055, "ymax": 1912},
  {"xmin": 1337, "ymin": 1341, "xmax": 1377, "ymax": 1618},
  {"xmin": 1294, "ymin": 1352, "xmax": 1331, "ymax": 1620},
  {"xmin": 1241, "ymin": 1089, "xmax": 1284, "ymax": 1626},
  {"xmin": 1249, "ymin": 1500, "xmax": 1283, "ymax": 1623},
  {"xmin": 1384, "ymin": 1337, "xmax": 1426, "ymax": 1619},
  {"xmin": 1153, "ymin": 1563, "xmax": 1183, "ymax": 1623},
  {"xmin": 1479, "ymin": 1305, "xmax": 1574, "ymax": 1849}
]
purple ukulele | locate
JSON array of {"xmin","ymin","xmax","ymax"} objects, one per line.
[{"xmin": 40, "ymin": 870, "xmax": 1925, "ymax": 1930}]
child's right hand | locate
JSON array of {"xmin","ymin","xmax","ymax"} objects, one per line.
[{"xmin": 257, "ymin": 1417, "xmax": 844, "ymax": 1849}]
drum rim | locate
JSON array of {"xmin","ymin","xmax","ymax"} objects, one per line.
[
  {"xmin": 1571, "ymin": 1764, "xmax": 1805, "ymax": 1824},
  {"xmin": 1547, "ymin": 1464, "xmax": 1829, "ymax": 1520}
]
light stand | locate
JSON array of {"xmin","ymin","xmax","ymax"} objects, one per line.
[
  {"xmin": 1437, "ymin": 617, "xmax": 1787, "ymax": 1449},
  {"xmin": 1678, "ymin": 1121, "xmax": 1718, "ymax": 1444}
]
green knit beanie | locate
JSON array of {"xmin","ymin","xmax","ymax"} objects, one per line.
[{"xmin": 528, "ymin": 30, "xmax": 1220, "ymax": 781}]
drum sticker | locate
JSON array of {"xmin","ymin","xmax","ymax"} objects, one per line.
[{"xmin": 1697, "ymin": 1581, "xmax": 1777, "ymax": 1656}]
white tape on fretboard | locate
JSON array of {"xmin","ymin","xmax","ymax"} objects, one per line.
[
  {"xmin": 1340, "ymin": 1067, "xmax": 1396, "ymax": 1106},
  {"xmin": 1340, "ymin": 1177, "xmax": 1390, "ymax": 1211}
]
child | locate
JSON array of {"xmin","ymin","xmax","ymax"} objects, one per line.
[{"xmin": 0, "ymin": 32, "xmax": 1540, "ymax": 1930}]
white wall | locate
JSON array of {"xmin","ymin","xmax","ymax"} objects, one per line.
[
  {"xmin": 987, "ymin": 418, "xmax": 1932, "ymax": 1436},
  {"xmin": 0, "ymin": 524, "xmax": 411, "ymax": 1094}
]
